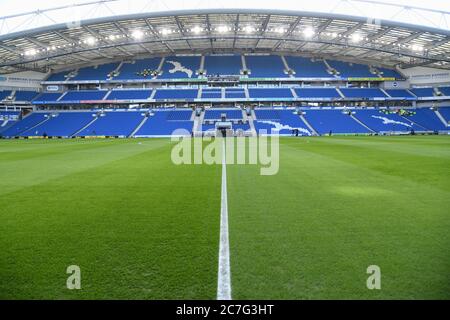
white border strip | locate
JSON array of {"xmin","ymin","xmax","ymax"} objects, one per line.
[{"xmin": 217, "ymin": 139, "xmax": 232, "ymax": 300}]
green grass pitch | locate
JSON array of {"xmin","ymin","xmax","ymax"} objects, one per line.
[{"xmin": 0, "ymin": 136, "xmax": 449, "ymax": 299}]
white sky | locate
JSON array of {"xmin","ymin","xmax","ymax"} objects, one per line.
[{"xmin": 0, "ymin": 0, "xmax": 449, "ymax": 35}]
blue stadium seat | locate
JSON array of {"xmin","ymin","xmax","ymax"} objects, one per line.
[
  {"xmin": 254, "ymin": 109, "xmax": 310, "ymax": 135},
  {"xmin": 0, "ymin": 90, "xmax": 13, "ymax": 100},
  {"xmin": 14, "ymin": 91, "xmax": 40, "ymax": 101},
  {"xmin": 409, "ymin": 88, "xmax": 435, "ymax": 98},
  {"xmin": 71, "ymin": 63, "xmax": 119, "ymax": 81},
  {"xmin": 32, "ymin": 92, "xmax": 62, "ymax": 103},
  {"xmin": 248, "ymin": 88, "xmax": 293, "ymax": 99},
  {"xmin": 402, "ymin": 108, "xmax": 448, "ymax": 131},
  {"xmin": 353, "ymin": 109, "xmax": 425, "ymax": 132},
  {"xmin": 20, "ymin": 112, "xmax": 94, "ymax": 137},
  {"xmin": 204, "ymin": 109, "xmax": 242, "ymax": 120},
  {"xmin": 108, "ymin": 90, "xmax": 152, "ymax": 100},
  {"xmin": 385, "ymin": 89, "xmax": 415, "ymax": 98},
  {"xmin": 327, "ymin": 61, "xmax": 374, "ymax": 78},
  {"xmin": 2, "ymin": 113, "xmax": 49, "ymax": 136},
  {"xmin": 439, "ymin": 107, "xmax": 450, "ymax": 122},
  {"xmin": 438, "ymin": 87, "xmax": 450, "ymax": 96},
  {"xmin": 225, "ymin": 88, "xmax": 246, "ymax": 99},
  {"xmin": 295, "ymin": 88, "xmax": 341, "ymax": 99},
  {"xmin": 201, "ymin": 89, "xmax": 222, "ymax": 99},
  {"xmin": 59, "ymin": 90, "xmax": 108, "ymax": 101},
  {"xmin": 158, "ymin": 56, "xmax": 201, "ymax": 79},
  {"xmin": 115, "ymin": 58, "xmax": 161, "ymax": 80},
  {"xmin": 377, "ymin": 67, "xmax": 402, "ymax": 79},
  {"xmin": 304, "ymin": 109, "xmax": 371, "ymax": 134},
  {"xmin": 285, "ymin": 56, "xmax": 330, "ymax": 78},
  {"xmin": 204, "ymin": 55, "xmax": 242, "ymax": 76},
  {"xmin": 135, "ymin": 110, "xmax": 193, "ymax": 136},
  {"xmin": 246, "ymin": 55, "xmax": 287, "ymax": 78},
  {"xmin": 154, "ymin": 89, "xmax": 198, "ymax": 100},
  {"xmin": 340, "ymin": 88, "xmax": 387, "ymax": 98},
  {"xmin": 75, "ymin": 111, "xmax": 144, "ymax": 136}
]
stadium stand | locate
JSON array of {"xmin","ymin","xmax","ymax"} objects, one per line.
[
  {"xmin": 75, "ymin": 111, "xmax": 144, "ymax": 137},
  {"xmin": 135, "ymin": 110, "xmax": 193, "ymax": 136},
  {"xmin": 201, "ymin": 88, "xmax": 222, "ymax": 99},
  {"xmin": 402, "ymin": 108, "xmax": 448, "ymax": 131},
  {"xmin": 339, "ymin": 88, "xmax": 387, "ymax": 98},
  {"xmin": 248, "ymin": 88, "xmax": 293, "ymax": 99},
  {"xmin": 20, "ymin": 112, "xmax": 95, "ymax": 137},
  {"xmin": 410, "ymin": 88, "xmax": 435, "ymax": 98},
  {"xmin": 14, "ymin": 91, "xmax": 40, "ymax": 101},
  {"xmin": 114, "ymin": 58, "xmax": 161, "ymax": 80},
  {"xmin": 294, "ymin": 88, "xmax": 341, "ymax": 99},
  {"xmin": 225, "ymin": 88, "xmax": 246, "ymax": 99},
  {"xmin": 71, "ymin": 63, "xmax": 120, "ymax": 81},
  {"xmin": 33, "ymin": 92, "xmax": 63, "ymax": 103},
  {"xmin": 303, "ymin": 109, "xmax": 371, "ymax": 134},
  {"xmin": 154, "ymin": 88, "xmax": 198, "ymax": 100},
  {"xmin": 246, "ymin": 55, "xmax": 287, "ymax": 78},
  {"xmin": 439, "ymin": 107, "xmax": 450, "ymax": 122},
  {"xmin": 327, "ymin": 61, "xmax": 374, "ymax": 78},
  {"xmin": 0, "ymin": 90, "xmax": 13, "ymax": 100},
  {"xmin": 204, "ymin": 55, "xmax": 242, "ymax": 76},
  {"xmin": 204, "ymin": 109, "xmax": 242, "ymax": 120},
  {"xmin": 254, "ymin": 109, "xmax": 311, "ymax": 135},
  {"xmin": 352, "ymin": 109, "xmax": 425, "ymax": 132},
  {"xmin": 59, "ymin": 90, "xmax": 108, "ymax": 101},
  {"xmin": 384, "ymin": 89, "xmax": 416, "ymax": 98},
  {"xmin": 285, "ymin": 56, "xmax": 330, "ymax": 78},
  {"xmin": 438, "ymin": 87, "xmax": 450, "ymax": 96},
  {"xmin": 107, "ymin": 89, "xmax": 153, "ymax": 100},
  {"xmin": 2, "ymin": 112, "xmax": 49, "ymax": 136},
  {"xmin": 159, "ymin": 56, "xmax": 201, "ymax": 79}
]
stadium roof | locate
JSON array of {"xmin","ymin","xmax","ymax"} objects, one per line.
[{"xmin": 0, "ymin": 0, "xmax": 449, "ymax": 74}]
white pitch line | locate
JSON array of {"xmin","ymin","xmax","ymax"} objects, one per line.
[{"xmin": 217, "ymin": 139, "xmax": 232, "ymax": 300}]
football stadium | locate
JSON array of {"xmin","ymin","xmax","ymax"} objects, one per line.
[{"xmin": 0, "ymin": 0, "xmax": 449, "ymax": 302}]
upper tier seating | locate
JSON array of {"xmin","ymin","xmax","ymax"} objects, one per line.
[
  {"xmin": 75, "ymin": 111, "xmax": 144, "ymax": 137},
  {"xmin": 2, "ymin": 113, "xmax": 49, "ymax": 136},
  {"xmin": 20, "ymin": 112, "xmax": 94, "ymax": 137},
  {"xmin": 107, "ymin": 89, "xmax": 152, "ymax": 100},
  {"xmin": 159, "ymin": 56, "xmax": 201, "ymax": 79},
  {"xmin": 254, "ymin": 109, "xmax": 311, "ymax": 135},
  {"xmin": 294, "ymin": 88, "xmax": 341, "ymax": 99},
  {"xmin": 134, "ymin": 110, "xmax": 193, "ymax": 136},
  {"xmin": 204, "ymin": 109, "xmax": 242, "ymax": 120},
  {"xmin": 246, "ymin": 55, "xmax": 287, "ymax": 78},
  {"xmin": 385, "ymin": 89, "xmax": 415, "ymax": 98},
  {"xmin": 377, "ymin": 67, "xmax": 402, "ymax": 79},
  {"xmin": 409, "ymin": 88, "xmax": 435, "ymax": 97},
  {"xmin": 204, "ymin": 55, "xmax": 242, "ymax": 76},
  {"xmin": 33, "ymin": 92, "xmax": 62, "ymax": 103},
  {"xmin": 201, "ymin": 89, "xmax": 222, "ymax": 99},
  {"xmin": 60, "ymin": 90, "xmax": 108, "ymax": 101},
  {"xmin": 304, "ymin": 109, "xmax": 371, "ymax": 134},
  {"xmin": 225, "ymin": 88, "xmax": 246, "ymax": 99},
  {"xmin": 352, "ymin": 109, "xmax": 425, "ymax": 132},
  {"xmin": 0, "ymin": 90, "xmax": 13, "ymax": 100},
  {"xmin": 402, "ymin": 108, "xmax": 448, "ymax": 131},
  {"xmin": 328, "ymin": 61, "xmax": 374, "ymax": 78},
  {"xmin": 14, "ymin": 91, "xmax": 40, "ymax": 101},
  {"xmin": 154, "ymin": 89, "xmax": 198, "ymax": 100},
  {"xmin": 439, "ymin": 107, "xmax": 450, "ymax": 122},
  {"xmin": 115, "ymin": 58, "xmax": 161, "ymax": 80},
  {"xmin": 285, "ymin": 56, "xmax": 330, "ymax": 78},
  {"xmin": 438, "ymin": 87, "xmax": 450, "ymax": 96},
  {"xmin": 71, "ymin": 63, "xmax": 119, "ymax": 81},
  {"xmin": 340, "ymin": 88, "xmax": 387, "ymax": 98},
  {"xmin": 248, "ymin": 88, "xmax": 293, "ymax": 99}
]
